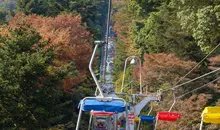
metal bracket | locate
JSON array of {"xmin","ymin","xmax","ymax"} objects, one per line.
[
  {"xmin": 156, "ymin": 89, "xmax": 163, "ymax": 102},
  {"xmin": 94, "ymin": 40, "xmax": 106, "ymax": 46}
]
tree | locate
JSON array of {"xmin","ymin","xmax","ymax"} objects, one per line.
[
  {"xmin": 112, "ymin": 0, "xmax": 140, "ymax": 86},
  {"xmin": 132, "ymin": 0, "xmax": 220, "ymax": 59},
  {"xmin": 127, "ymin": 0, "xmax": 162, "ymax": 17},
  {"xmin": 16, "ymin": 0, "xmax": 108, "ymax": 38},
  {"xmin": 0, "ymin": 26, "xmax": 74, "ymax": 129},
  {"xmin": 133, "ymin": 53, "xmax": 200, "ymax": 93},
  {"xmin": 111, "ymin": 0, "xmax": 220, "ymax": 129},
  {"xmin": 0, "ymin": 0, "xmax": 16, "ymax": 25},
  {"xmin": 0, "ymin": 12, "xmax": 96, "ymax": 129},
  {"xmin": 173, "ymin": 0, "xmax": 220, "ymax": 52},
  {"xmin": 132, "ymin": 2, "xmax": 208, "ymax": 61},
  {"xmin": 0, "ymin": 10, "xmax": 7, "ymax": 25},
  {"xmin": 7, "ymin": 13, "xmax": 93, "ymax": 91}
]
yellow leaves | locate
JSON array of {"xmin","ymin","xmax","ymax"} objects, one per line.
[{"xmin": 0, "ymin": 26, "xmax": 11, "ymax": 37}]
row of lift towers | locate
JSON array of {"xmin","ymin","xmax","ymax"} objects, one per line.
[{"xmin": 75, "ymin": 0, "xmax": 220, "ymax": 129}]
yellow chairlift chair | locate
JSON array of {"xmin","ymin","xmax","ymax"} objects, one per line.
[{"xmin": 199, "ymin": 107, "xmax": 220, "ymax": 130}]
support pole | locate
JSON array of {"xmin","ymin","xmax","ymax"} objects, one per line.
[
  {"xmin": 154, "ymin": 115, "xmax": 158, "ymax": 130},
  {"xmin": 103, "ymin": 0, "xmax": 112, "ymax": 83},
  {"xmin": 114, "ymin": 113, "xmax": 118, "ymax": 130},
  {"xmin": 75, "ymin": 100, "xmax": 85, "ymax": 130},
  {"xmin": 121, "ymin": 58, "xmax": 129, "ymax": 93},
  {"xmin": 90, "ymin": 42, "xmax": 105, "ymax": 97},
  {"xmin": 137, "ymin": 119, "xmax": 141, "ymax": 130},
  {"xmin": 88, "ymin": 113, "xmax": 93, "ymax": 130},
  {"xmin": 199, "ymin": 115, "xmax": 204, "ymax": 130}
]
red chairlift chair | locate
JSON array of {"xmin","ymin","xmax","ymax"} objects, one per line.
[{"xmin": 154, "ymin": 90, "xmax": 181, "ymax": 130}]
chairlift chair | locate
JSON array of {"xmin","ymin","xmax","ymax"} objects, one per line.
[
  {"xmin": 75, "ymin": 97, "xmax": 130, "ymax": 130},
  {"xmin": 154, "ymin": 90, "xmax": 181, "ymax": 130},
  {"xmin": 89, "ymin": 111, "xmax": 114, "ymax": 130},
  {"xmin": 199, "ymin": 107, "xmax": 220, "ymax": 130},
  {"xmin": 137, "ymin": 102, "xmax": 156, "ymax": 130}
]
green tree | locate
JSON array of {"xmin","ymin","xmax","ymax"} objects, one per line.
[
  {"xmin": 173, "ymin": 0, "xmax": 220, "ymax": 52},
  {"xmin": 0, "ymin": 0, "xmax": 16, "ymax": 25},
  {"xmin": 16, "ymin": 0, "xmax": 108, "ymax": 38},
  {"xmin": 132, "ymin": 1, "xmax": 207, "ymax": 61},
  {"xmin": 0, "ymin": 27, "xmax": 74, "ymax": 129},
  {"xmin": 0, "ymin": 10, "xmax": 7, "ymax": 25},
  {"xmin": 127, "ymin": 0, "xmax": 163, "ymax": 17}
]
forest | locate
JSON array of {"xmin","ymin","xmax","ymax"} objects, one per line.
[{"xmin": 0, "ymin": 0, "xmax": 219, "ymax": 130}]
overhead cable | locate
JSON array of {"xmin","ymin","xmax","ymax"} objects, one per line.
[
  {"xmin": 176, "ymin": 77, "xmax": 220, "ymax": 99},
  {"xmin": 161, "ymin": 67, "xmax": 220, "ymax": 92},
  {"xmin": 174, "ymin": 43, "xmax": 220, "ymax": 86}
]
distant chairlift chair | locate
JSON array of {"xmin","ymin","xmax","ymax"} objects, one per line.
[
  {"xmin": 89, "ymin": 111, "xmax": 114, "ymax": 130},
  {"xmin": 136, "ymin": 102, "xmax": 156, "ymax": 130}
]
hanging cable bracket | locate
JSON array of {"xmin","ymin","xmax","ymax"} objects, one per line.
[{"xmin": 94, "ymin": 40, "xmax": 106, "ymax": 45}]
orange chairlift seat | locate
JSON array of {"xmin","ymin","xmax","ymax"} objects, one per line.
[
  {"xmin": 154, "ymin": 90, "xmax": 181, "ymax": 130},
  {"xmin": 199, "ymin": 107, "xmax": 220, "ymax": 130}
]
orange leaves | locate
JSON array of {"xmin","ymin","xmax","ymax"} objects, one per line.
[
  {"xmin": 5, "ymin": 12, "xmax": 93, "ymax": 92},
  {"xmin": 8, "ymin": 13, "xmax": 92, "ymax": 70},
  {"xmin": 209, "ymin": 55, "xmax": 220, "ymax": 64},
  {"xmin": 209, "ymin": 55, "xmax": 220, "ymax": 70},
  {"xmin": 112, "ymin": 4, "xmax": 139, "ymax": 55},
  {"xmin": 143, "ymin": 53, "xmax": 196, "ymax": 72},
  {"xmin": 134, "ymin": 53, "xmax": 197, "ymax": 91}
]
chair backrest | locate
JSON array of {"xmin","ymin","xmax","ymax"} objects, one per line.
[
  {"xmin": 140, "ymin": 115, "xmax": 156, "ymax": 122},
  {"xmin": 202, "ymin": 107, "xmax": 220, "ymax": 124},
  {"xmin": 158, "ymin": 111, "xmax": 181, "ymax": 121},
  {"xmin": 91, "ymin": 111, "xmax": 114, "ymax": 117}
]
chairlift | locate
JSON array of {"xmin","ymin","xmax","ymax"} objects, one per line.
[
  {"xmin": 199, "ymin": 107, "xmax": 220, "ymax": 130},
  {"xmin": 75, "ymin": 97, "xmax": 130, "ymax": 130},
  {"xmin": 137, "ymin": 102, "xmax": 156, "ymax": 130},
  {"xmin": 88, "ymin": 111, "xmax": 114, "ymax": 130},
  {"xmin": 154, "ymin": 90, "xmax": 181, "ymax": 130}
]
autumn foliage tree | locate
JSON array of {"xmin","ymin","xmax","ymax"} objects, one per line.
[
  {"xmin": 6, "ymin": 13, "xmax": 93, "ymax": 92},
  {"xmin": 17, "ymin": 0, "xmax": 109, "ymax": 39},
  {"xmin": 133, "ymin": 53, "xmax": 198, "ymax": 92},
  {"xmin": 0, "ymin": 12, "xmax": 94, "ymax": 129}
]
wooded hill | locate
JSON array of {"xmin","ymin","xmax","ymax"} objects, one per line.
[
  {"xmin": 0, "ymin": 0, "xmax": 219, "ymax": 129},
  {"xmin": 0, "ymin": 0, "xmax": 107, "ymax": 129},
  {"xmin": 112, "ymin": 0, "xmax": 220, "ymax": 129}
]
